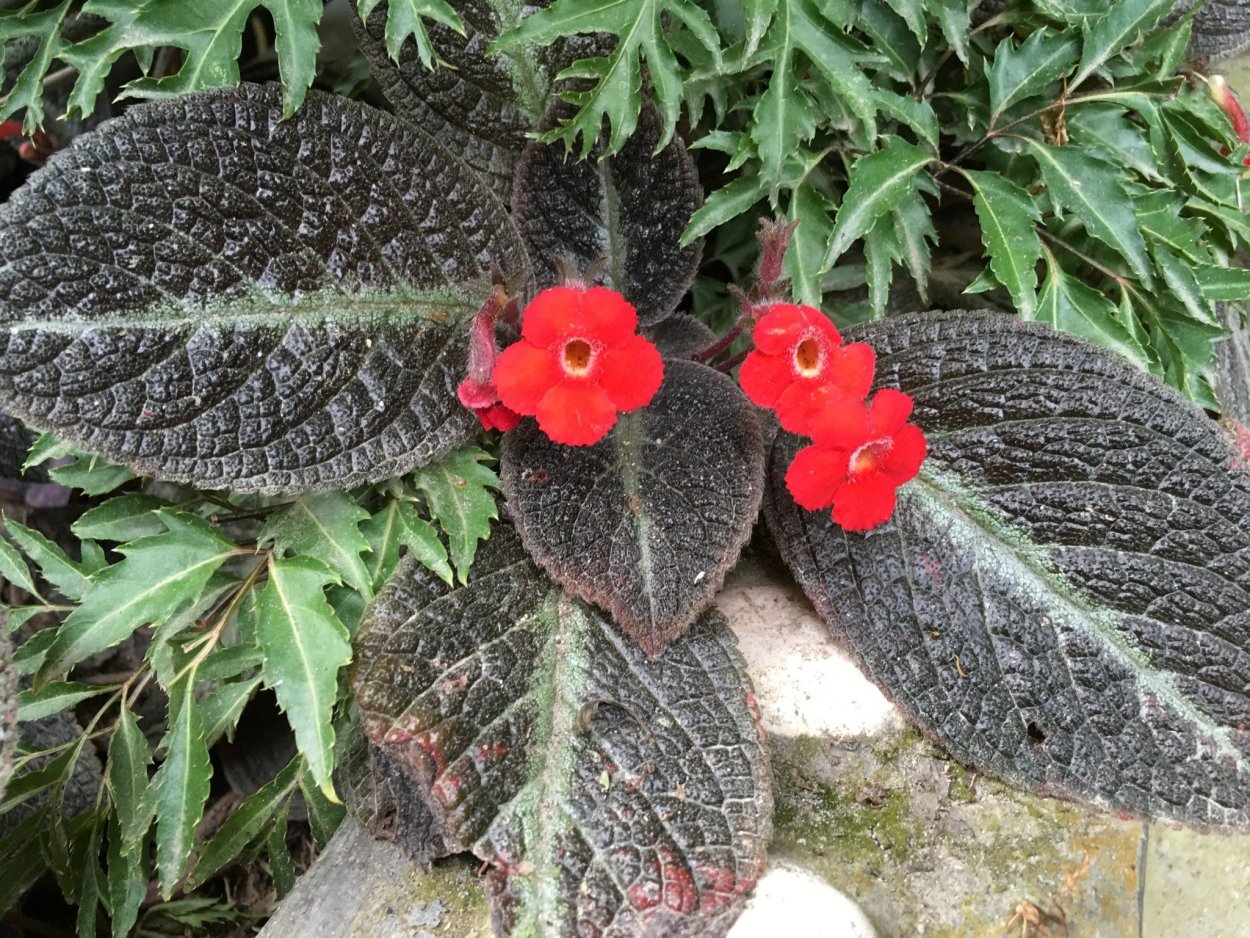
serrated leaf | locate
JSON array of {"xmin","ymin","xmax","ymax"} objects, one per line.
[
  {"xmin": 1036, "ymin": 249, "xmax": 1150, "ymax": 368},
  {"xmin": 1196, "ymin": 267, "xmax": 1250, "ymax": 301},
  {"xmin": 186, "ymin": 757, "xmax": 300, "ymax": 889},
  {"xmin": 742, "ymin": 0, "xmax": 776, "ymax": 56},
  {"xmin": 255, "ymin": 556, "xmax": 351, "ymax": 797},
  {"xmin": 108, "ymin": 705, "xmax": 153, "ymax": 853},
  {"xmin": 863, "ymin": 213, "xmax": 903, "ymax": 319},
  {"xmin": 681, "ymin": 173, "xmax": 767, "ymax": 246},
  {"xmin": 267, "ymin": 805, "xmax": 295, "ymax": 897},
  {"xmin": 0, "ymin": 84, "xmax": 529, "ymax": 494},
  {"xmin": 0, "ymin": 0, "xmax": 72, "ymax": 131},
  {"xmin": 513, "ymin": 104, "xmax": 703, "ymax": 327},
  {"xmin": 858, "ymin": 0, "xmax": 920, "ymax": 81},
  {"xmin": 353, "ymin": 526, "xmax": 771, "ymax": 933},
  {"xmin": 412, "ymin": 446, "xmax": 500, "ymax": 584},
  {"xmin": 154, "ymin": 694, "xmax": 211, "ymax": 896},
  {"xmin": 4, "ymin": 519, "xmax": 92, "ymax": 600},
  {"xmin": 1066, "ymin": 104, "xmax": 1163, "ymax": 182},
  {"xmin": 495, "ymin": 0, "xmax": 720, "ymax": 155},
  {"xmin": 1071, "ymin": 0, "xmax": 1176, "ymax": 90},
  {"xmin": 1151, "ymin": 242, "xmax": 1221, "ymax": 328},
  {"xmin": 0, "ymin": 535, "xmax": 38, "ymax": 597},
  {"xmin": 962, "ymin": 169, "xmax": 1042, "ymax": 318},
  {"xmin": 363, "ymin": 497, "xmax": 452, "ymax": 589},
  {"xmin": 106, "ymin": 814, "xmax": 146, "ymax": 938},
  {"xmin": 786, "ymin": 181, "xmax": 835, "ymax": 305},
  {"xmin": 881, "ymin": 0, "xmax": 925, "ymax": 42},
  {"xmin": 37, "ymin": 513, "xmax": 235, "ymax": 685},
  {"xmin": 299, "ymin": 769, "xmax": 345, "ymax": 848},
  {"xmin": 59, "ymin": 0, "xmax": 323, "ymax": 120},
  {"xmin": 892, "ymin": 190, "xmax": 936, "ymax": 303},
  {"xmin": 261, "ymin": 493, "xmax": 374, "ymax": 600},
  {"xmin": 200, "ymin": 675, "xmax": 263, "ymax": 746},
  {"xmin": 502, "ymin": 360, "xmax": 763, "ymax": 655},
  {"xmin": 824, "ymin": 140, "xmax": 932, "ymax": 267},
  {"xmin": 18, "ymin": 681, "xmax": 114, "ymax": 722},
  {"xmin": 71, "ymin": 494, "xmax": 172, "ymax": 543},
  {"xmin": 765, "ymin": 309, "xmax": 1250, "ymax": 830},
  {"xmin": 1024, "ymin": 139, "xmax": 1155, "ymax": 287},
  {"xmin": 930, "ymin": 0, "xmax": 970, "ymax": 62},
  {"xmin": 987, "ymin": 29, "xmax": 1079, "ymax": 124},
  {"xmin": 355, "ymin": 0, "xmax": 528, "ymax": 199},
  {"xmin": 873, "ymin": 89, "xmax": 939, "ymax": 149}
]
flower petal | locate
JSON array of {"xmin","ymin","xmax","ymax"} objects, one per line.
[
  {"xmin": 807, "ymin": 397, "xmax": 871, "ymax": 450},
  {"xmin": 577, "ymin": 286, "xmax": 638, "ymax": 346},
  {"xmin": 521, "ymin": 286, "xmax": 582, "ymax": 347},
  {"xmin": 831, "ymin": 472, "xmax": 898, "ymax": 531},
  {"xmin": 785, "ymin": 445, "xmax": 850, "ymax": 510},
  {"xmin": 494, "ymin": 341, "xmax": 560, "ymax": 415},
  {"xmin": 882, "ymin": 423, "xmax": 927, "ymax": 481},
  {"xmin": 597, "ymin": 335, "xmax": 664, "ymax": 411},
  {"xmin": 827, "ymin": 342, "xmax": 876, "ymax": 399},
  {"xmin": 535, "ymin": 381, "xmax": 618, "ymax": 446},
  {"xmin": 869, "ymin": 388, "xmax": 915, "ymax": 435},
  {"xmin": 753, "ymin": 304, "xmax": 817, "ymax": 355},
  {"xmin": 774, "ymin": 382, "xmax": 853, "ymax": 436},
  {"xmin": 738, "ymin": 350, "xmax": 793, "ymax": 408},
  {"xmin": 479, "ymin": 403, "xmax": 521, "ymax": 432}
]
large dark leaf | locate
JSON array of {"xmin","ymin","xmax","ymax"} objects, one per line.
[
  {"xmin": 765, "ymin": 309, "xmax": 1250, "ymax": 830},
  {"xmin": 502, "ymin": 360, "xmax": 763, "ymax": 655},
  {"xmin": 356, "ymin": 0, "xmax": 534, "ymax": 201},
  {"xmin": 352, "ymin": 524, "xmax": 771, "ymax": 936},
  {"xmin": 0, "ymin": 83, "xmax": 530, "ymax": 493},
  {"xmin": 512, "ymin": 104, "xmax": 703, "ymax": 326}
]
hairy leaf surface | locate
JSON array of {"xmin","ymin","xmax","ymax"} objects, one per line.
[
  {"xmin": 502, "ymin": 360, "xmax": 763, "ymax": 655},
  {"xmin": 765, "ymin": 310, "xmax": 1250, "ymax": 830},
  {"xmin": 0, "ymin": 83, "xmax": 530, "ymax": 493},
  {"xmin": 353, "ymin": 525, "xmax": 771, "ymax": 936},
  {"xmin": 513, "ymin": 104, "xmax": 703, "ymax": 326}
]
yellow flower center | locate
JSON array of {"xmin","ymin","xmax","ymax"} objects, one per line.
[
  {"xmin": 562, "ymin": 338, "xmax": 594, "ymax": 376},
  {"xmin": 850, "ymin": 438, "xmax": 892, "ymax": 475},
  {"xmin": 793, "ymin": 336, "xmax": 823, "ymax": 377}
]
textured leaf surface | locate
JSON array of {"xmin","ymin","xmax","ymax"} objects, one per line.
[
  {"xmin": 502, "ymin": 360, "xmax": 763, "ymax": 655},
  {"xmin": 154, "ymin": 695, "xmax": 211, "ymax": 895},
  {"xmin": 411, "ymin": 445, "xmax": 499, "ymax": 584},
  {"xmin": 963, "ymin": 169, "xmax": 1041, "ymax": 318},
  {"xmin": 353, "ymin": 525, "xmax": 771, "ymax": 935},
  {"xmin": 824, "ymin": 139, "xmax": 932, "ymax": 267},
  {"xmin": 513, "ymin": 104, "xmax": 702, "ymax": 327},
  {"xmin": 764, "ymin": 310, "xmax": 1250, "ymax": 830},
  {"xmin": 0, "ymin": 618, "xmax": 14, "ymax": 803},
  {"xmin": 0, "ymin": 83, "xmax": 530, "ymax": 493},
  {"xmin": 260, "ymin": 493, "xmax": 374, "ymax": 599},
  {"xmin": 356, "ymin": 0, "xmax": 531, "ymax": 200}
]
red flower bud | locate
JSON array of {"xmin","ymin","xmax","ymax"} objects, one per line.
[{"xmin": 457, "ymin": 286, "xmax": 521, "ymax": 432}]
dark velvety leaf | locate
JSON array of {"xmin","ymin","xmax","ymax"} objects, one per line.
[
  {"xmin": 644, "ymin": 314, "xmax": 717, "ymax": 360},
  {"xmin": 352, "ymin": 525, "xmax": 771, "ymax": 935},
  {"xmin": 0, "ymin": 409, "xmax": 43, "ymax": 481},
  {"xmin": 501, "ymin": 360, "xmax": 763, "ymax": 655},
  {"xmin": 764, "ymin": 309, "xmax": 1250, "ymax": 830},
  {"xmin": 356, "ymin": 0, "xmax": 533, "ymax": 200},
  {"xmin": 0, "ymin": 83, "xmax": 531, "ymax": 494},
  {"xmin": 1179, "ymin": 0, "xmax": 1250, "ymax": 59},
  {"xmin": 512, "ymin": 104, "xmax": 703, "ymax": 326}
]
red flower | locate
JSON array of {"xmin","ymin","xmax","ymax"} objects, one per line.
[
  {"xmin": 785, "ymin": 388, "xmax": 927, "ymax": 532},
  {"xmin": 457, "ymin": 287, "xmax": 521, "ymax": 432},
  {"xmin": 493, "ymin": 284, "xmax": 664, "ymax": 446},
  {"xmin": 738, "ymin": 303, "xmax": 875, "ymax": 435}
]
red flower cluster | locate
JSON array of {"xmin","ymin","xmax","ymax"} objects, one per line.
[
  {"xmin": 491, "ymin": 284, "xmax": 663, "ymax": 446},
  {"xmin": 739, "ymin": 303, "xmax": 926, "ymax": 531}
]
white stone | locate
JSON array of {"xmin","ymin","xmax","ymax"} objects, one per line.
[
  {"xmin": 716, "ymin": 563, "xmax": 902, "ymax": 739},
  {"xmin": 728, "ymin": 862, "xmax": 877, "ymax": 938}
]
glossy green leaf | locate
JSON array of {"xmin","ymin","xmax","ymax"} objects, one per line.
[
  {"xmin": 1071, "ymin": 0, "xmax": 1176, "ymax": 90},
  {"xmin": 1036, "ymin": 249, "xmax": 1150, "ymax": 368},
  {"xmin": 962, "ymin": 169, "xmax": 1042, "ymax": 319},
  {"xmin": 1151, "ymin": 243, "xmax": 1221, "ymax": 329},
  {"xmin": 200, "ymin": 675, "xmax": 263, "ymax": 746},
  {"xmin": 1066, "ymin": 104, "xmax": 1163, "ymax": 182},
  {"xmin": 3, "ymin": 520, "xmax": 92, "ymax": 601},
  {"xmin": 36, "ymin": 513, "xmax": 236, "ymax": 685},
  {"xmin": 681, "ymin": 173, "xmax": 767, "ymax": 246},
  {"xmin": 47, "ymin": 452, "xmax": 135, "ymax": 496},
  {"xmin": 0, "ymin": 0, "xmax": 72, "ymax": 131},
  {"xmin": 412, "ymin": 446, "xmax": 500, "ymax": 584},
  {"xmin": 1025, "ymin": 139, "xmax": 1154, "ymax": 287},
  {"xmin": 786, "ymin": 181, "xmax": 836, "ymax": 305},
  {"xmin": 825, "ymin": 140, "xmax": 932, "ymax": 267},
  {"xmin": 261, "ymin": 493, "xmax": 374, "ymax": 600},
  {"xmin": 1195, "ymin": 267, "xmax": 1250, "ymax": 301},
  {"xmin": 357, "ymin": 0, "xmax": 464, "ymax": 66},
  {"xmin": 106, "ymin": 813, "xmax": 146, "ymax": 938},
  {"xmin": 17, "ymin": 681, "xmax": 114, "ymax": 723},
  {"xmin": 0, "ymin": 536, "xmax": 38, "ymax": 598},
  {"xmin": 71, "ymin": 494, "xmax": 172, "ymax": 543},
  {"xmin": 987, "ymin": 29, "xmax": 1079, "ymax": 124},
  {"xmin": 154, "ymin": 696, "xmax": 211, "ymax": 896},
  {"xmin": 255, "ymin": 557, "xmax": 351, "ymax": 797},
  {"xmin": 108, "ymin": 706, "xmax": 154, "ymax": 854}
]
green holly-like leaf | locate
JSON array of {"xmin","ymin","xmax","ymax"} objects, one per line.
[
  {"xmin": 681, "ymin": 173, "xmax": 767, "ymax": 246},
  {"xmin": 494, "ymin": 0, "xmax": 720, "ymax": 156},
  {"xmin": 59, "ymin": 0, "xmax": 322, "ymax": 121},
  {"xmin": 71, "ymin": 495, "xmax": 172, "ymax": 544},
  {"xmin": 154, "ymin": 694, "xmax": 212, "ymax": 896},
  {"xmin": 786, "ymin": 181, "xmax": 836, "ymax": 305},
  {"xmin": 34, "ymin": 513, "xmax": 237, "ymax": 687},
  {"xmin": 4, "ymin": 519, "xmax": 93, "ymax": 601},
  {"xmin": 986, "ymin": 29, "xmax": 1079, "ymax": 125},
  {"xmin": 1195, "ymin": 267, "xmax": 1250, "ymax": 301},
  {"xmin": 107, "ymin": 706, "xmax": 153, "ymax": 854},
  {"xmin": 17, "ymin": 681, "xmax": 114, "ymax": 723},
  {"xmin": 824, "ymin": 139, "xmax": 932, "ymax": 267},
  {"xmin": 750, "ymin": 0, "xmax": 877, "ymax": 189},
  {"xmin": 362, "ymin": 497, "xmax": 453, "ymax": 590},
  {"xmin": 1025, "ymin": 139, "xmax": 1155, "ymax": 287},
  {"xmin": 261, "ymin": 493, "xmax": 375, "ymax": 601},
  {"xmin": 0, "ymin": 0, "xmax": 72, "ymax": 131},
  {"xmin": 1036, "ymin": 246, "xmax": 1150, "ymax": 369},
  {"xmin": 962, "ymin": 169, "xmax": 1043, "ymax": 319},
  {"xmin": 255, "ymin": 556, "xmax": 351, "ymax": 798},
  {"xmin": 107, "ymin": 813, "xmax": 147, "ymax": 938},
  {"xmin": 412, "ymin": 446, "xmax": 500, "ymax": 584},
  {"xmin": 357, "ymin": 0, "xmax": 464, "ymax": 66},
  {"xmin": 1066, "ymin": 104, "xmax": 1163, "ymax": 182},
  {"xmin": 1071, "ymin": 0, "xmax": 1176, "ymax": 90}
]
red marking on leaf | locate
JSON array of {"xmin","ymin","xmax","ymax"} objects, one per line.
[
  {"xmin": 745, "ymin": 691, "xmax": 766, "ymax": 740},
  {"xmin": 414, "ymin": 731, "xmax": 447, "ymax": 774},
  {"xmin": 473, "ymin": 742, "xmax": 510, "ymax": 765},
  {"xmin": 1223, "ymin": 420, "xmax": 1250, "ymax": 469},
  {"xmin": 695, "ymin": 862, "xmax": 757, "ymax": 913},
  {"xmin": 431, "ymin": 773, "xmax": 463, "ymax": 805}
]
